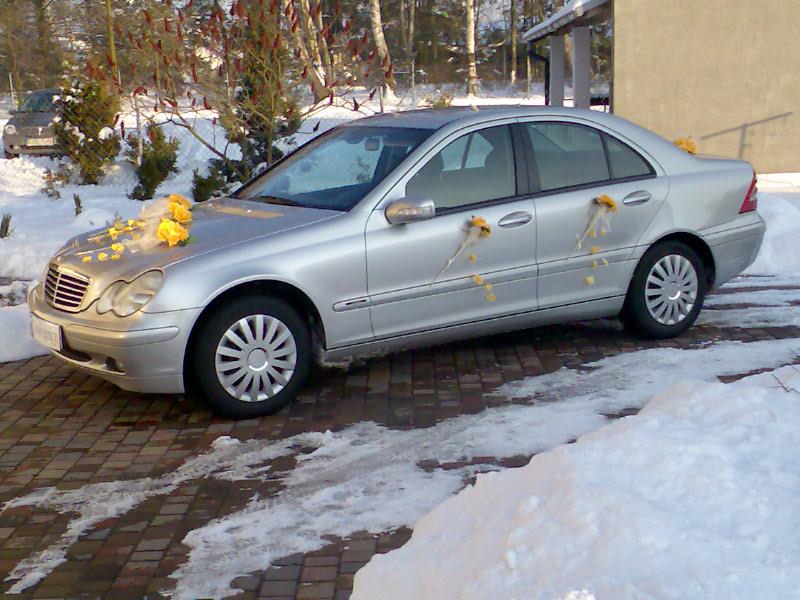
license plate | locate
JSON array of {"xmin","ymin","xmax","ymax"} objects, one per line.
[
  {"xmin": 26, "ymin": 137, "xmax": 54, "ymax": 147},
  {"xmin": 31, "ymin": 315, "xmax": 62, "ymax": 351}
]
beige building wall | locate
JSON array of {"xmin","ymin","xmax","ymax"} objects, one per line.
[{"xmin": 613, "ymin": 0, "xmax": 800, "ymax": 173}]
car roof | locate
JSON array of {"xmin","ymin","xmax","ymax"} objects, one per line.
[{"xmin": 345, "ymin": 105, "xmax": 613, "ymax": 130}]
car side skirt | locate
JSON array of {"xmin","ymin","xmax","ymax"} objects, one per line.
[{"xmin": 321, "ymin": 295, "xmax": 625, "ymax": 363}]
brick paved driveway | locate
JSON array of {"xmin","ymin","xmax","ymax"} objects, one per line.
[{"xmin": 0, "ymin": 281, "xmax": 797, "ymax": 599}]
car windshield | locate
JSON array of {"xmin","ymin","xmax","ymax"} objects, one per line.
[
  {"xmin": 237, "ymin": 126, "xmax": 432, "ymax": 211},
  {"xmin": 18, "ymin": 91, "xmax": 57, "ymax": 113}
]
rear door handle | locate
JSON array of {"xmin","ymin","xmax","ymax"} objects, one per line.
[
  {"xmin": 623, "ymin": 190, "xmax": 652, "ymax": 206},
  {"xmin": 498, "ymin": 211, "xmax": 533, "ymax": 228}
]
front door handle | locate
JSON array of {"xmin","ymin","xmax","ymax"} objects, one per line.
[
  {"xmin": 498, "ymin": 211, "xmax": 533, "ymax": 228},
  {"xmin": 623, "ymin": 190, "xmax": 652, "ymax": 206}
]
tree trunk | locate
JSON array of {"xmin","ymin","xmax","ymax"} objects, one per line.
[
  {"xmin": 368, "ymin": 0, "xmax": 395, "ymax": 90},
  {"xmin": 465, "ymin": 0, "xmax": 478, "ymax": 95},
  {"xmin": 510, "ymin": 0, "xmax": 517, "ymax": 84},
  {"xmin": 104, "ymin": 0, "xmax": 119, "ymax": 89}
]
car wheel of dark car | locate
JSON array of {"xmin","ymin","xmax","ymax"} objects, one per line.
[
  {"xmin": 190, "ymin": 295, "xmax": 312, "ymax": 418},
  {"xmin": 621, "ymin": 241, "xmax": 707, "ymax": 339}
]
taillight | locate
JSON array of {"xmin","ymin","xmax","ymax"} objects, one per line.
[{"xmin": 739, "ymin": 175, "xmax": 758, "ymax": 213}]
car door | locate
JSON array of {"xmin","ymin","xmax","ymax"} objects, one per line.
[
  {"xmin": 365, "ymin": 122, "xmax": 538, "ymax": 339},
  {"xmin": 519, "ymin": 119, "xmax": 669, "ymax": 309}
]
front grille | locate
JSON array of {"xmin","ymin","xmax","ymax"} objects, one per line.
[{"xmin": 44, "ymin": 264, "xmax": 90, "ymax": 312}]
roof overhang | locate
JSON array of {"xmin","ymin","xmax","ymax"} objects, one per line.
[{"xmin": 522, "ymin": 0, "xmax": 611, "ymax": 43}]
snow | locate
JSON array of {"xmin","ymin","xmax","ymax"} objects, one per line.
[
  {"xmin": 351, "ymin": 370, "xmax": 800, "ymax": 600},
  {"xmin": 6, "ymin": 337, "xmax": 800, "ymax": 597}
]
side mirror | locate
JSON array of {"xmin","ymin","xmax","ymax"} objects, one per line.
[{"xmin": 384, "ymin": 197, "xmax": 435, "ymax": 225}]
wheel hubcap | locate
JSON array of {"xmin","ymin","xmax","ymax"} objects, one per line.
[
  {"xmin": 215, "ymin": 314, "xmax": 297, "ymax": 402},
  {"xmin": 645, "ymin": 254, "xmax": 698, "ymax": 326}
]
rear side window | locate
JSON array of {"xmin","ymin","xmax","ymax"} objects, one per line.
[
  {"xmin": 604, "ymin": 134, "xmax": 653, "ymax": 179},
  {"xmin": 406, "ymin": 125, "xmax": 516, "ymax": 210},
  {"xmin": 524, "ymin": 122, "xmax": 609, "ymax": 191}
]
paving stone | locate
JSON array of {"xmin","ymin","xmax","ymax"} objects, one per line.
[{"xmin": 0, "ymin": 301, "xmax": 794, "ymax": 599}]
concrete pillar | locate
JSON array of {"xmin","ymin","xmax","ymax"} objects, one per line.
[
  {"xmin": 572, "ymin": 26, "xmax": 592, "ymax": 109},
  {"xmin": 549, "ymin": 34, "xmax": 565, "ymax": 107}
]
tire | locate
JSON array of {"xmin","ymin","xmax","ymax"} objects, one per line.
[
  {"xmin": 4, "ymin": 151, "xmax": 13, "ymax": 160},
  {"xmin": 621, "ymin": 241, "xmax": 708, "ymax": 339},
  {"xmin": 189, "ymin": 295, "xmax": 312, "ymax": 418}
]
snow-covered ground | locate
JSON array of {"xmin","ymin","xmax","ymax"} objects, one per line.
[{"xmin": 351, "ymin": 368, "xmax": 800, "ymax": 600}]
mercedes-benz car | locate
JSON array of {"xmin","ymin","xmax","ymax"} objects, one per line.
[
  {"xmin": 3, "ymin": 88, "xmax": 59, "ymax": 158},
  {"xmin": 28, "ymin": 106, "xmax": 765, "ymax": 417}
]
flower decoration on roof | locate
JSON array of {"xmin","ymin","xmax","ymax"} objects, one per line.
[{"xmin": 674, "ymin": 137, "xmax": 698, "ymax": 155}]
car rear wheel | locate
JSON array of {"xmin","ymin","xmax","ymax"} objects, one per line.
[
  {"xmin": 621, "ymin": 241, "xmax": 707, "ymax": 339},
  {"xmin": 190, "ymin": 295, "xmax": 312, "ymax": 417}
]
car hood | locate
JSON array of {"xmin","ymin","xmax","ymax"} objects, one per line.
[
  {"xmin": 51, "ymin": 197, "xmax": 341, "ymax": 282},
  {"xmin": 9, "ymin": 112, "xmax": 56, "ymax": 128}
]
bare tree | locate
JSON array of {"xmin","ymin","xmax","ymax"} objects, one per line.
[
  {"xmin": 465, "ymin": 0, "xmax": 478, "ymax": 95},
  {"xmin": 104, "ymin": 0, "xmax": 118, "ymax": 89},
  {"xmin": 368, "ymin": 0, "xmax": 395, "ymax": 91}
]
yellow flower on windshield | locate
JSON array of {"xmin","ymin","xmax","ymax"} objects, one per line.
[
  {"xmin": 98, "ymin": 252, "xmax": 108, "ymax": 262},
  {"xmin": 111, "ymin": 243, "xmax": 125, "ymax": 253},
  {"xmin": 169, "ymin": 201, "xmax": 193, "ymax": 224},
  {"xmin": 157, "ymin": 218, "xmax": 189, "ymax": 247}
]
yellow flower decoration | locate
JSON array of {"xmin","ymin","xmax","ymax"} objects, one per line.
[
  {"xmin": 470, "ymin": 216, "xmax": 491, "ymax": 237},
  {"xmin": 484, "ymin": 283, "xmax": 493, "ymax": 292},
  {"xmin": 157, "ymin": 218, "xmax": 189, "ymax": 247},
  {"xmin": 167, "ymin": 193, "xmax": 192, "ymax": 209},
  {"xmin": 107, "ymin": 227, "xmax": 119, "ymax": 240},
  {"xmin": 595, "ymin": 195, "xmax": 618, "ymax": 213},
  {"xmin": 98, "ymin": 253, "xmax": 108, "ymax": 262},
  {"xmin": 81, "ymin": 255, "xmax": 92, "ymax": 263},
  {"xmin": 590, "ymin": 246, "xmax": 601, "ymax": 255},
  {"xmin": 472, "ymin": 274, "xmax": 484, "ymax": 285},
  {"xmin": 486, "ymin": 293, "xmax": 497, "ymax": 302},
  {"xmin": 584, "ymin": 275, "xmax": 595, "ymax": 285},
  {"xmin": 469, "ymin": 254, "xmax": 477, "ymax": 263},
  {"xmin": 111, "ymin": 254, "xmax": 121, "ymax": 260},
  {"xmin": 674, "ymin": 137, "xmax": 697, "ymax": 155},
  {"xmin": 169, "ymin": 201, "xmax": 193, "ymax": 224},
  {"xmin": 111, "ymin": 243, "xmax": 125, "ymax": 253}
]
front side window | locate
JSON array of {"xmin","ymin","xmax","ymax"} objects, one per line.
[
  {"xmin": 524, "ymin": 122, "xmax": 609, "ymax": 192},
  {"xmin": 239, "ymin": 126, "xmax": 431, "ymax": 211},
  {"xmin": 406, "ymin": 125, "xmax": 516, "ymax": 210}
]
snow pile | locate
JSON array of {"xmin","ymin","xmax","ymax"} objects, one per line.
[
  {"xmin": 7, "ymin": 338, "xmax": 800, "ymax": 597},
  {"xmin": 352, "ymin": 371, "xmax": 800, "ymax": 600},
  {"xmin": 745, "ymin": 185, "xmax": 800, "ymax": 277}
]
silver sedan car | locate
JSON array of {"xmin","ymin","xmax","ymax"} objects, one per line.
[{"xmin": 28, "ymin": 107, "xmax": 765, "ymax": 416}]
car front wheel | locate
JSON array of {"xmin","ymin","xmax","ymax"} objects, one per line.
[
  {"xmin": 190, "ymin": 295, "xmax": 312, "ymax": 417},
  {"xmin": 621, "ymin": 241, "xmax": 708, "ymax": 339}
]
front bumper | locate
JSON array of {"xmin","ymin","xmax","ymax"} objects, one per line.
[
  {"xmin": 3, "ymin": 134, "xmax": 59, "ymax": 156},
  {"xmin": 28, "ymin": 283, "xmax": 201, "ymax": 394}
]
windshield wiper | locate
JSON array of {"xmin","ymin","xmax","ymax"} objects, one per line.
[{"xmin": 249, "ymin": 195, "xmax": 302, "ymax": 207}]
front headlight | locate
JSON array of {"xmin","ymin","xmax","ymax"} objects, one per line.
[
  {"xmin": 96, "ymin": 270, "xmax": 164, "ymax": 317},
  {"xmin": 4, "ymin": 124, "xmax": 16, "ymax": 135}
]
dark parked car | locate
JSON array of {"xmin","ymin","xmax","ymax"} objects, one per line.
[{"xmin": 3, "ymin": 88, "xmax": 59, "ymax": 158}]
